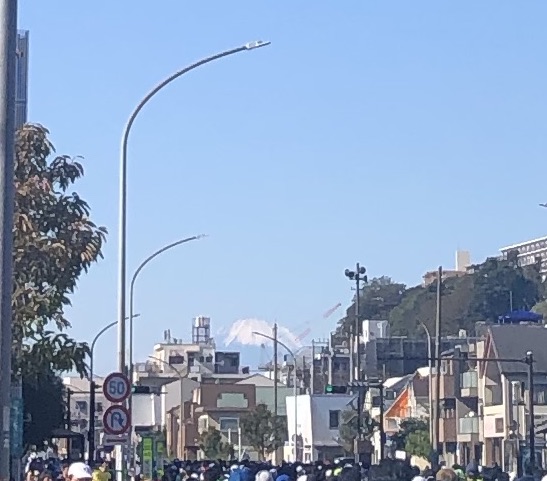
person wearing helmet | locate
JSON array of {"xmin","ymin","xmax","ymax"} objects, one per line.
[{"xmin": 67, "ymin": 463, "xmax": 93, "ymax": 481}]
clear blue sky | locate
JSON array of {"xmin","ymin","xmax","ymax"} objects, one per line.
[{"xmin": 19, "ymin": 1, "xmax": 547, "ymax": 376}]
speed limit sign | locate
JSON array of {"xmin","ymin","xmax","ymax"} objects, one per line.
[{"xmin": 103, "ymin": 372, "xmax": 131, "ymax": 403}]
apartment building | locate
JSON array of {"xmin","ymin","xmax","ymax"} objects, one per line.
[
  {"xmin": 431, "ymin": 341, "xmax": 480, "ymax": 468},
  {"xmin": 478, "ymin": 324, "xmax": 547, "ymax": 474},
  {"xmin": 166, "ymin": 382, "xmax": 257, "ymax": 459},
  {"xmin": 500, "ymin": 236, "xmax": 547, "ymax": 276}
]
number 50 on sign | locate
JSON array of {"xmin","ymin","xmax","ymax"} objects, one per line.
[{"xmin": 103, "ymin": 372, "xmax": 131, "ymax": 403}]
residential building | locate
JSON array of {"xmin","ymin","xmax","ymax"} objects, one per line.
[
  {"xmin": 479, "ymin": 324, "xmax": 547, "ymax": 474},
  {"xmin": 63, "ymin": 376, "xmax": 110, "ymax": 447},
  {"xmin": 286, "ymin": 393, "xmax": 356, "ymax": 463},
  {"xmin": 236, "ymin": 374, "xmax": 294, "ymax": 415},
  {"xmin": 15, "ymin": 30, "xmax": 29, "ymax": 129},
  {"xmin": 500, "ymin": 236, "xmax": 547, "ymax": 275},
  {"xmin": 167, "ymin": 382, "xmax": 257, "ymax": 459},
  {"xmin": 431, "ymin": 341, "xmax": 480, "ymax": 467},
  {"xmin": 382, "ymin": 370, "xmax": 429, "ymax": 437}
]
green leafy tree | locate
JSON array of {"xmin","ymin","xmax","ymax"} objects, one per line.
[
  {"xmin": 22, "ymin": 370, "xmax": 64, "ymax": 448},
  {"xmin": 240, "ymin": 403, "xmax": 286, "ymax": 460},
  {"xmin": 199, "ymin": 427, "xmax": 232, "ymax": 460},
  {"xmin": 404, "ymin": 425, "xmax": 431, "ymax": 458},
  {"xmin": 338, "ymin": 408, "xmax": 377, "ymax": 455},
  {"xmin": 391, "ymin": 419, "xmax": 429, "ymax": 451},
  {"xmin": 338, "ymin": 277, "xmax": 406, "ymax": 336},
  {"xmin": 469, "ymin": 256, "xmax": 542, "ymax": 323},
  {"xmin": 13, "ymin": 124, "xmax": 107, "ymax": 378}
]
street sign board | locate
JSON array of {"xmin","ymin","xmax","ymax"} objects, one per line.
[
  {"xmin": 102, "ymin": 433, "xmax": 129, "ymax": 446},
  {"xmin": 103, "ymin": 372, "xmax": 131, "ymax": 403},
  {"xmin": 103, "ymin": 405, "xmax": 131, "ymax": 435}
]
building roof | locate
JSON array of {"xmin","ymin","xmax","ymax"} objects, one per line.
[
  {"xmin": 499, "ymin": 235, "xmax": 547, "ymax": 252},
  {"xmin": 487, "ymin": 324, "xmax": 547, "ymax": 374}
]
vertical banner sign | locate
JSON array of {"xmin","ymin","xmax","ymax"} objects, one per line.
[{"xmin": 141, "ymin": 436, "xmax": 153, "ymax": 480}]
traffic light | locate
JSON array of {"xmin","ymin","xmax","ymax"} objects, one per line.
[
  {"xmin": 132, "ymin": 385, "xmax": 151, "ymax": 394},
  {"xmin": 325, "ymin": 384, "xmax": 347, "ymax": 394}
]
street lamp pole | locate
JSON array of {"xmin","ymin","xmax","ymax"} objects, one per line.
[
  {"xmin": 88, "ymin": 315, "xmax": 140, "ymax": 462},
  {"xmin": 148, "ymin": 356, "xmax": 185, "ymax": 459},
  {"xmin": 129, "ymin": 235, "xmax": 205, "ymax": 383},
  {"xmin": 116, "ymin": 40, "xmax": 271, "ymax": 374},
  {"xmin": 419, "ymin": 321, "xmax": 433, "ymax": 446},
  {"xmin": 253, "ymin": 331, "xmax": 298, "ymax": 462}
]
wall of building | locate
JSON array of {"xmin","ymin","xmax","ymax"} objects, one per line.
[{"xmin": 286, "ymin": 394, "xmax": 356, "ymax": 462}]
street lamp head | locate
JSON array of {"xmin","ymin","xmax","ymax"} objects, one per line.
[{"xmin": 245, "ymin": 40, "xmax": 271, "ymax": 50}]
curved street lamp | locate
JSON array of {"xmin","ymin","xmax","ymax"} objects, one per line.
[
  {"xmin": 252, "ymin": 331, "xmax": 298, "ymax": 462},
  {"xmin": 116, "ymin": 40, "xmax": 272, "ymax": 373},
  {"xmin": 129, "ymin": 235, "xmax": 206, "ymax": 378},
  {"xmin": 148, "ymin": 355, "xmax": 186, "ymax": 458}
]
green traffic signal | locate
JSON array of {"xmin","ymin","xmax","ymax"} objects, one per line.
[{"xmin": 325, "ymin": 384, "xmax": 347, "ymax": 394}]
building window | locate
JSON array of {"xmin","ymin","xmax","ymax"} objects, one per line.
[
  {"xmin": 219, "ymin": 417, "xmax": 239, "ymax": 432},
  {"xmin": 442, "ymin": 398, "xmax": 456, "ymax": 418},
  {"xmin": 495, "ymin": 418, "xmax": 504, "ymax": 434},
  {"xmin": 329, "ymin": 410, "xmax": 340, "ymax": 429},
  {"xmin": 95, "ymin": 403, "xmax": 103, "ymax": 413},
  {"xmin": 205, "ymin": 356, "xmax": 213, "ymax": 363},
  {"xmin": 534, "ymin": 385, "xmax": 547, "ymax": 405},
  {"xmin": 75, "ymin": 401, "xmax": 88, "ymax": 413}
]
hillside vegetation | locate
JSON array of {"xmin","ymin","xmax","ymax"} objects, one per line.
[{"xmin": 337, "ymin": 251, "xmax": 545, "ymax": 338}]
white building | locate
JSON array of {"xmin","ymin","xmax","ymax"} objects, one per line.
[
  {"xmin": 286, "ymin": 393, "xmax": 356, "ymax": 462},
  {"xmin": 63, "ymin": 376, "xmax": 111, "ymax": 444},
  {"xmin": 500, "ymin": 235, "xmax": 547, "ymax": 275},
  {"xmin": 362, "ymin": 320, "xmax": 389, "ymax": 344}
]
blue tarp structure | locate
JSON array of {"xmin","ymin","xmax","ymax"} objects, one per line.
[{"xmin": 497, "ymin": 309, "xmax": 543, "ymax": 324}]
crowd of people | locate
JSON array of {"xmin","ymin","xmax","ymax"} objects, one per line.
[{"xmin": 21, "ymin": 455, "xmax": 547, "ymax": 481}]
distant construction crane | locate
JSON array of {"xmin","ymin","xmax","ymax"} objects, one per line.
[
  {"xmin": 294, "ymin": 302, "xmax": 342, "ymax": 342},
  {"xmin": 258, "ymin": 303, "xmax": 342, "ymax": 369}
]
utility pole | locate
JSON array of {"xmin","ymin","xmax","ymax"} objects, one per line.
[
  {"xmin": 527, "ymin": 351, "xmax": 535, "ymax": 472},
  {"xmin": 273, "ymin": 323, "xmax": 278, "ymax": 420},
  {"xmin": 66, "ymin": 389, "xmax": 72, "ymax": 430},
  {"xmin": 345, "ymin": 263, "xmax": 367, "ymax": 463},
  {"xmin": 88, "ymin": 381, "xmax": 96, "ymax": 462},
  {"xmin": 433, "ymin": 266, "xmax": 442, "ymax": 466},
  {"xmin": 311, "ymin": 340, "xmax": 315, "ymax": 394},
  {"xmin": 0, "ymin": 0, "xmax": 17, "ymax": 478}
]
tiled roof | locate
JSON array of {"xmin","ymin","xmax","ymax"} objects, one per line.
[{"xmin": 488, "ymin": 324, "xmax": 547, "ymax": 374}]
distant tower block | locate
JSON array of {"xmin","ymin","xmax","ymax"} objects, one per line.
[
  {"xmin": 192, "ymin": 315, "xmax": 211, "ymax": 344},
  {"xmin": 455, "ymin": 250, "xmax": 471, "ymax": 272}
]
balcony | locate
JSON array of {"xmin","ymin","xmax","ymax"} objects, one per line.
[
  {"xmin": 459, "ymin": 417, "xmax": 479, "ymax": 434},
  {"xmin": 460, "ymin": 371, "xmax": 478, "ymax": 398},
  {"xmin": 458, "ymin": 416, "xmax": 479, "ymax": 442}
]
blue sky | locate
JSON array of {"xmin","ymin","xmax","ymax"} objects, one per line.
[{"xmin": 19, "ymin": 1, "xmax": 547, "ymax": 376}]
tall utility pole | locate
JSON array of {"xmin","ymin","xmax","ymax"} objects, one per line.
[
  {"xmin": 0, "ymin": 0, "xmax": 17, "ymax": 478},
  {"xmin": 273, "ymin": 323, "xmax": 278, "ymax": 420},
  {"xmin": 344, "ymin": 263, "xmax": 367, "ymax": 462},
  {"xmin": 433, "ymin": 266, "xmax": 443, "ymax": 466},
  {"xmin": 344, "ymin": 264, "xmax": 368, "ymax": 381}
]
